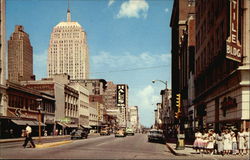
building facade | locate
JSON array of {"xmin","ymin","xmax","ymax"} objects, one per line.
[
  {"xmin": 69, "ymin": 82, "xmax": 90, "ymax": 127},
  {"xmin": 8, "ymin": 25, "xmax": 35, "ymax": 82},
  {"xmin": 128, "ymin": 106, "xmax": 139, "ymax": 132},
  {"xmin": 0, "ymin": 81, "xmax": 55, "ymax": 138},
  {"xmin": 194, "ymin": 0, "xmax": 250, "ymax": 131},
  {"xmin": 0, "ymin": 0, "xmax": 7, "ymax": 116},
  {"xmin": 47, "ymin": 8, "xmax": 89, "ymax": 80},
  {"xmin": 170, "ymin": 0, "xmax": 192, "ymax": 116},
  {"xmin": 103, "ymin": 81, "xmax": 117, "ymax": 109},
  {"xmin": 21, "ymin": 74, "xmax": 80, "ymax": 135}
]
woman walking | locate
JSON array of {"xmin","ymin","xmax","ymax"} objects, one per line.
[{"xmin": 238, "ymin": 129, "xmax": 246, "ymax": 156}]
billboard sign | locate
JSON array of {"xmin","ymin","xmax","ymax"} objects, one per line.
[
  {"xmin": 117, "ymin": 85, "xmax": 126, "ymax": 107},
  {"xmin": 226, "ymin": 0, "xmax": 242, "ymax": 62}
]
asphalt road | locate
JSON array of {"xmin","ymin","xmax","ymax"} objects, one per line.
[{"xmin": 0, "ymin": 133, "xmax": 173, "ymax": 159}]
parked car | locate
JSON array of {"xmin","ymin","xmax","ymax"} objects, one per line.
[
  {"xmin": 115, "ymin": 128, "xmax": 126, "ymax": 137},
  {"xmin": 71, "ymin": 128, "xmax": 88, "ymax": 139},
  {"xmin": 147, "ymin": 129, "xmax": 166, "ymax": 143},
  {"xmin": 100, "ymin": 128, "xmax": 110, "ymax": 136},
  {"xmin": 125, "ymin": 128, "xmax": 135, "ymax": 136}
]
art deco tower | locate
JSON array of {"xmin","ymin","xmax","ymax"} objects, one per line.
[
  {"xmin": 8, "ymin": 25, "xmax": 34, "ymax": 82},
  {"xmin": 47, "ymin": 7, "xmax": 89, "ymax": 80}
]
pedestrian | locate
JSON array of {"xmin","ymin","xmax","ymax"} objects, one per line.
[
  {"xmin": 207, "ymin": 132, "xmax": 215, "ymax": 155},
  {"xmin": 193, "ymin": 130, "xmax": 203, "ymax": 154},
  {"xmin": 231, "ymin": 132, "xmax": 237, "ymax": 155},
  {"xmin": 238, "ymin": 128, "xmax": 246, "ymax": 156},
  {"xmin": 223, "ymin": 129, "xmax": 232, "ymax": 155},
  {"xmin": 245, "ymin": 128, "xmax": 250, "ymax": 155},
  {"xmin": 216, "ymin": 132, "xmax": 224, "ymax": 156},
  {"xmin": 22, "ymin": 124, "xmax": 36, "ymax": 148}
]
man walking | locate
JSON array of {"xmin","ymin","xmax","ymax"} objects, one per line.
[{"xmin": 23, "ymin": 123, "xmax": 36, "ymax": 148}]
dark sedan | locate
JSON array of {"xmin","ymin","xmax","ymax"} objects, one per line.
[{"xmin": 71, "ymin": 128, "xmax": 88, "ymax": 139}]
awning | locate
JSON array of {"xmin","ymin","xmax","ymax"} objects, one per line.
[
  {"xmin": 57, "ymin": 122, "xmax": 67, "ymax": 128},
  {"xmin": 80, "ymin": 125, "xmax": 92, "ymax": 129},
  {"xmin": 11, "ymin": 119, "xmax": 46, "ymax": 126},
  {"xmin": 33, "ymin": 121, "xmax": 46, "ymax": 126},
  {"xmin": 57, "ymin": 122, "xmax": 78, "ymax": 128},
  {"xmin": 65, "ymin": 123, "xmax": 78, "ymax": 128}
]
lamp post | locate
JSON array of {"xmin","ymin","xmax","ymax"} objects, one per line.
[
  {"xmin": 36, "ymin": 98, "xmax": 42, "ymax": 144},
  {"xmin": 152, "ymin": 80, "xmax": 168, "ymax": 89}
]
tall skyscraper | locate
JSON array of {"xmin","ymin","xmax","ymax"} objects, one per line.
[
  {"xmin": 0, "ymin": 0, "xmax": 7, "ymax": 116},
  {"xmin": 47, "ymin": 7, "xmax": 89, "ymax": 80},
  {"xmin": 8, "ymin": 25, "xmax": 34, "ymax": 82}
]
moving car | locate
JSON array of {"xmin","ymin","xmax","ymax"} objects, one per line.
[
  {"xmin": 100, "ymin": 128, "xmax": 110, "ymax": 136},
  {"xmin": 115, "ymin": 128, "xmax": 126, "ymax": 137},
  {"xmin": 147, "ymin": 129, "xmax": 166, "ymax": 143},
  {"xmin": 71, "ymin": 128, "xmax": 88, "ymax": 139},
  {"xmin": 125, "ymin": 128, "xmax": 135, "ymax": 136}
]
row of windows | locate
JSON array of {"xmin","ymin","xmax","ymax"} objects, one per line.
[{"xmin": 8, "ymin": 94, "xmax": 55, "ymax": 113}]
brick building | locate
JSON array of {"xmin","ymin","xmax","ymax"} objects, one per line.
[{"xmin": 194, "ymin": 0, "xmax": 250, "ymax": 131}]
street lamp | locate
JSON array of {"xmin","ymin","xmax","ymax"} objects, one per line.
[
  {"xmin": 36, "ymin": 98, "xmax": 43, "ymax": 144},
  {"xmin": 152, "ymin": 80, "xmax": 167, "ymax": 89}
]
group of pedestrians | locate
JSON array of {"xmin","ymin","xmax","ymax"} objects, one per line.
[{"xmin": 193, "ymin": 128, "xmax": 250, "ymax": 156}]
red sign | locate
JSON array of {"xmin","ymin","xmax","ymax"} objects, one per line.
[{"xmin": 226, "ymin": 0, "xmax": 242, "ymax": 62}]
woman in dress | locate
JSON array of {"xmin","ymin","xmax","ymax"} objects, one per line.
[
  {"xmin": 223, "ymin": 129, "xmax": 232, "ymax": 155},
  {"xmin": 193, "ymin": 130, "xmax": 202, "ymax": 153},
  {"xmin": 216, "ymin": 132, "xmax": 224, "ymax": 156},
  {"xmin": 238, "ymin": 129, "xmax": 246, "ymax": 156},
  {"xmin": 207, "ymin": 132, "xmax": 215, "ymax": 155},
  {"xmin": 245, "ymin": 128, "xmax": 250, "ymax": 155},
  {"xmin": 231, "ymin": 132, "xmax": 237, "ymax": 155}
]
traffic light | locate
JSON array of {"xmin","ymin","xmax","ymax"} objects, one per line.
[
  {"xmin": 176, "ymin": 93, "xmax": 181, "ymax": 112},
  {"xmin": 175, "ymin": 112, "xmax": 181, "ymax": 119}
]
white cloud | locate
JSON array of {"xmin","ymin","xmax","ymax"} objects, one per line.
[
  {"xmin": 117, "ymin": 0, "xmax": 149, "ymax": 19},
  {"xmin": 33, "ymin": 50, "xmax": 47, "ymax": 80},
  {"xmin": 108, "ymin": 0, "xmax": 115, "ymax": 7},
  {"xmin": 92, "ymin": 51, "xmax": 170, "ymax": 68},
  {"xmin": 137, "ymin": 85, "xmax": 160, "ymax": 109},
  {"xmin": 164, "ymin": 8, "xmax": 169, "ymax": 13}
]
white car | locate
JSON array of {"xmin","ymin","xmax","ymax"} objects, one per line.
[{"xmin": 147, "ymin": 129, "xmax": 166, "ymax": 143}]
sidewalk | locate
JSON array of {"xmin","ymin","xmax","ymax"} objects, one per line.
[
  {"xmin": 166, "ymin": 138, "xmax": 250, "ymax": 159},
  {"xmin": 0, "ymin": 135, "xmax": 70, "ymax": 143}
]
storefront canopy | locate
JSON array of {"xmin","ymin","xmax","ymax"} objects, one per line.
[
  {"xmin": 11, "ymin": 119, "xmax": 46, "ymax": 126},
  {"xmin": 80, "ymin": 125, "xmax": 92, "ymax": 129},
  {"xmin": 57, "ymin": 122, "xmax": 78, "ymax": 128}
]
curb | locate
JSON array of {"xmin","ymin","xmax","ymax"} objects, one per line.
[
  {"xmin": 166, "ymin": 143, "xmax": 177, "ymax": 155},
  {"xmin": 166, "ymin": 143, "xmax": 189, "ymax": 156},
  {"xmin": 36, "ymin": 140, "xmax": 72, "ymax": 148}
]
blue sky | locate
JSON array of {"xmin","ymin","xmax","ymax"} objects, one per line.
[{"xmin": 6, "ymin": 0, "xmax": 173, "ymax": 127}]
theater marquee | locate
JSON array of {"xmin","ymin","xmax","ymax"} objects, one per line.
[{"xmin": 226, "ymin": 0, "xmax": 242, "ymax": 62}]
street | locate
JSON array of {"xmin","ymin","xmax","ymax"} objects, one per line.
[
  {"xmin": 1, "ymin": 133, "xmax": 249, "ymax": 159},
  {"xmin": 1, "ymin": 134, "xmax": 172, "ymax": 159}
]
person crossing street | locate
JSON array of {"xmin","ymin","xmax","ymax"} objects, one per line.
[{"xmin": 22, "ymin": 123, "xmax": 36, "ymax": 148}]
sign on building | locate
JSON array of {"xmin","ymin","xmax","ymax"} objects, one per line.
[
  {"xmin": 117, "ymin": 85, "xmax": 126, "ymax": 107},
  {"xmin": 226, "ymin": 0, "xmax": 242, "ymax": 62}
]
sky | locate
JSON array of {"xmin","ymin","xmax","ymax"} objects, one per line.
[{"xmin": 6, "ymin": 0, "xmax": 173, "ymax": 127}]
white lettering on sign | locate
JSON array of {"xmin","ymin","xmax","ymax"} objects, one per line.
[{"xmin": 226, "ymin": 0, "xmax": 242, "ymax": 62}]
